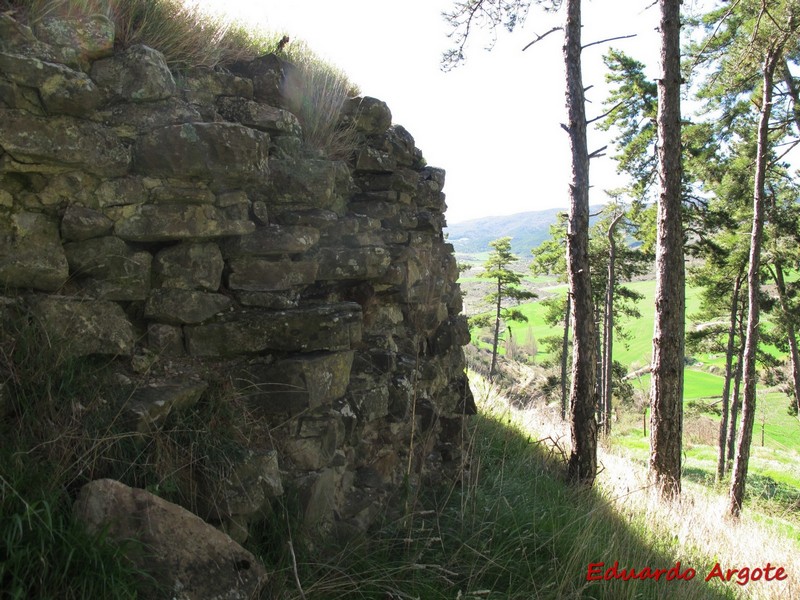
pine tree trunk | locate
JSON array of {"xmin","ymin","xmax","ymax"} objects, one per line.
[
  {"xmin": 717, "ymin": 271, "xmax": 743, "ymax": 482},
  {"xmin": 564, "ymin": 0, "xmax": 597, "ymax": 485},
  {"xmin": 649, "ymin": 0, "xmax": 684, "ymax": 500},
  {"xmin": 490, "ymin": 277, "xmax": 501, "ymax": 382},
  {"xmin": 772, "ymin": 262, "xmax": 800, "ymax": 414},
  {"xmin": 728, "ymin": 50, "xmax": 779, "ymax": 517},
  {"xmin": 561, "ymin": 294, "xmax": 571, "ymax": 421},
  {"xmin": 727, "ymin": 339, "xmax": 745, "ymax": 469},
  {"xmin": 602, "ymin": 214, "xmax": 623, "ymax": 435}
]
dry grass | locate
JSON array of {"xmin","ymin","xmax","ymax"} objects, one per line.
[
  {"xmin": 3, "ymin": 0, "xmax": 280, "ymax": 69},
  {"xmin": 279, "ymin": 40, "xmax": 360, "ymax": 159},
  {"xmin": 4, "ymin": 0, "xmax": 362, "ymax": 158},
  {"xmin": 472, "ymin": 372, "xmax": 800, "ymax": 600}
]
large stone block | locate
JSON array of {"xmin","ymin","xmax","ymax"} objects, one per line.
[
  {"xmin": 90, "ymin": 44, "xmax": 175, "ymax": 102},
  {"xmin": 73, "ymin": 479, "xmax": 268, "ymax": 600},
  {"xmin": 0, "ymin": 110, "xmax": 130, "ymax": 176},
  {"xmin": 355, "ymin": 169, "xmax": 419, "ymax": 194},
  {"xmin": 144, "ymin": 289, "xmax": 231, "ymax": 325},
  {"xmin": 63, "ymin": 236, "xmax": 151, "ymax": 301},
  {"xmin": 0, "ymin": 14, "xmax": 40, "ymax": 55},
  {"xmin": 244, "ymin": 54, "xmax": 289, "ymax": 107},
  {"xmin": 369, "ymin": 125, "xmax": 420, "ymax": 168},
  {"xmin": 147, "ymin": 323, "xmax": 185, "ymax": 356},
  {"xmin": 226, "ymin": 258, "xmax": 318, "ymax": 292},
  {"xmin": 0, "ymin": 78, "xmax": 44, "ymax": 114},
  {"xmin": 264, "ymin": 158, "xmax": 351, "ymax": 213},
  {"xmin": 430, "ymin": 315, "xmax": 471, "ymax": 355},
  {"xmin": 216, "ymin": 96, "xmax": 301, "ymax": 136},
  {"xmin": 353, "ymin": 146, "xmax": 396, "ymax": 173},
  {"xmin": 220, "ymin": 225, "xmax": 320, "ymax": 258},
  {"xmin": 124, "ymin": 376, "xmax": 208, "ymax": 432},
  {"xmin": 347, "ymin": 199, "xmax": 399, "ymax": 220},
  {"xmin": 113, "ymin": 204, "xmax": 255, "ymax": 242},
  {"xmin": 153, "ymin": 242, "xmax": 224, "ymax": 291},
  {"xmin": 34, "ymin": 15, "xmax": 115, "ymax": 63},
  {"xmin": 236, "ymin": 351, "xmax": 354, "ymax": 415},
  {"xmin": 29, "ymin": 295, "xmax": 133, "ymax": 356},
  {"xmin": 234, "ymin": 290, "xmax": 299, "ymax": 310},
  {"xmin": 284, "ymin": 412, "xmax": 345, "ymax": 470},
  {"xmin": 151, "ymin": 183, "xmax": 214, "ymax": 205},
  {"xmin": 182, "ymin": 68, "xmax": 253, "ymax": 109},
  {"xmin": 0, "ymin": 210, "xmax": 68, "ymax": 291},
  {"xmin": 60, "ymin": 205, "xmax": 113, "ymax": 241},
  {"xmin": 342, "ymin": 96, "xmax": 392, "ymax": 135},
  {"xmin": 185, "ymin": 303, "xmax": 362, "ymax": 356},
  {"xmin": 348, "ymin": 385, "xmax": 390, "ymax": 422},
  {"xmin": 317, "ymin": 246, "xmax": 391, "ymax": 280},
  {"xmin": 133, "ymin": 123, "xmax": 269, "ymax": 185},
  {"xmin": 34, "ymin": 172, "xmax": 98, "ymax": 210},
  {"xmin": 0, "ymin": 52, "xmax": 101, "ymax": 116},
  {"xmin": 93, "ymin": 177, "xmax": 148, "ymax": 208},
  {"xmin": 94, "ymin": 98, "xmax": 202, "ymax": 138},
  {"xmin": 62, "ymin": 235, "xmax": 135, "ymax": 276}
]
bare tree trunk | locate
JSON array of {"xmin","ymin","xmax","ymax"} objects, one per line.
[
  {"xmin": 564, "ymin": 0, "xmax": 597, "ymax": 485},
  {"xmin": 727, "ymin": 333, "xmax": 745, "ymax": 470},
  {"xmin": 771, "ymin": 262, "xmax": 800, "ymax": 414},
  {"xmin": 561, "ymin": 294, "xmax": 571, "ymax": 421},
  {"xmin": 717, "ymin": 270, "xmax": 743, "ymax": 482},
  {"xmin": 649, "ymin": 0, "xmax": 684, "ymax": 500},
  {"xmin": 602, "ymin": 212, "xmax": 624, "ymax": 435},
  {"xmin": 729, "ymin": 49, "xmax": 779, "ymax": 518},
  {"xmin": 490, "ymin": 278, "xmax": 501, "ymax": 382}
]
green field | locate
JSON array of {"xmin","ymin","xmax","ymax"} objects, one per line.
[
  {"xmin": 470, "ymin": 277, "xmax": 783, "ymax": 379},
  {"xmin": 467, "ymin": 276, "xmax": 800, "ymax": 460}
]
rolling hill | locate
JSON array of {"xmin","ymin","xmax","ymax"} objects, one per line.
[{"xmin": 445, "ymin": 205, "xmax": 602, "ymax": 256}]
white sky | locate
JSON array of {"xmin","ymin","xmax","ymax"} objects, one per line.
[{"xmin": 195, "ymin": 0, "xmax": 665, "ymax": 224}]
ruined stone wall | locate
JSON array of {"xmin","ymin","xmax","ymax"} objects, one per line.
[{"xmin": 0, "ymin": 13, "xmax": 473, "ymax": 543}]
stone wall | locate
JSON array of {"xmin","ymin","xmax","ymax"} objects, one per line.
[{"xmin": 0, "ymin": 12, "xmax": 473, "ymax": 544}]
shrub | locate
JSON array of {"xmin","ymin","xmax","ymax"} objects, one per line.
[{"xmin": 279, "ymin": 46, "xmax": 360, "ymax": 159}]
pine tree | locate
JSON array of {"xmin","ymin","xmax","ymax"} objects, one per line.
[{"xmin": 476, "ymin": 237, "xmax": 536, "ymax": 381}]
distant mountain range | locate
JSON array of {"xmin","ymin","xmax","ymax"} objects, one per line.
[{"xmin": 446, "ymin": 207, "xmax": 598, "ymax": 256}]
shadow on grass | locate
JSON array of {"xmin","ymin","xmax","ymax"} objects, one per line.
[
  {"xmin": 746, "ymin": 473, "xmax": 800, "ymax": 509},
  {"xmin": 683, "ymin": 466, "xmax": 717, "ymax": 487},
  {"xmin": 276, "ymin": 409, "xmax": 738, "ymax": 600}
]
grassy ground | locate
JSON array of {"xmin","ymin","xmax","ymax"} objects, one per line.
[{"xmin": 280, "ymin": 374, "xmax": 799, "ymax": 599}]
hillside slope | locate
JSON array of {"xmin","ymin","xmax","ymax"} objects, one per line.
[{"xmin": 446, "ymin": 205, "xmax": 602, "ymax": 255}]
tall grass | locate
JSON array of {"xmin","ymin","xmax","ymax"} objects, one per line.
[
  {"xmin": 0, "ymin": 306, "xmax": 267, "ymax": 596},
  {"xmin": 0, "ymin": 467, "xmax": 151, "ymax": 599},
  {"xmin": 280, "ymin": 41, "xmax": 360, "ymax": 159},
  {"xmin": 260, "ymin": 372, "xmax": 798, "ymax": 599}
]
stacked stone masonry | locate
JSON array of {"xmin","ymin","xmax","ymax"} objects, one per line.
[{"xmin": 0, "ymin": 11, "xmax": 474, "ymax": 548}]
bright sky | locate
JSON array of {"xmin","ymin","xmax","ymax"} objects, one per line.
[{"xmin": 195, "ymin": 0, "xmax": 665, "ymax": 224}]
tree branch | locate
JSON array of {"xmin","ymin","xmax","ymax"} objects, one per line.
[
  {"xmin": 522, "ymin": 26, "xmax": 562, "ymax": 51},
  {"xmin": 781, "ymin": 59, "xmax": 800, "ymax": 134},
  {"xmin": 587, "ymin": 101, "xmax": 625, "ymax": 125},
  {"xmin": 773, "ymin": 137, "xmax": 800, "ymax": 163},
  {"xmin": 583, "ymin": 34, "xmax": 637, "ymax": 51},
  {"xmin": 589, "ymin": 146, "xmax": 608, "ymax": 160},
  {"xmin": 688, "ymin": 0, "xmax": 744, "ymax": 71}
]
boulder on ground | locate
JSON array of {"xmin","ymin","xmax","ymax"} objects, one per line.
[{"xmin": 73, "ymin": 479, "xmax": 268, "ymax": 600}]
